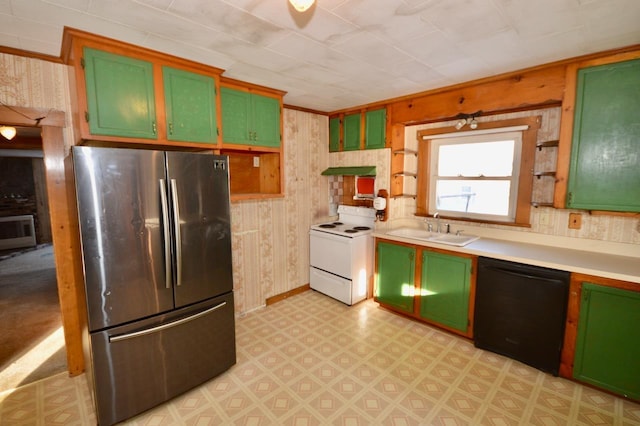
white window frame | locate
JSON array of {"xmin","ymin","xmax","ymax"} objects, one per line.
[{"xmin": 428, "ymin": 129, "xmax": 525, "ymax": 223}]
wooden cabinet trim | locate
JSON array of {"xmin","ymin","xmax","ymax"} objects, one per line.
[
  {"xmin": 554, "ymin": 50, "xmax": 640, "ymax": 210},
  {"xmin": 374, "ymin": 237, "xmax": 477, "ymax": 338},
  {"xmin": 559, "ymin": 272, "xmax": 640, "ymax": 379}
]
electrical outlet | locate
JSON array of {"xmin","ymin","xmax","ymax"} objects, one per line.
[
  {"xmin": 568, "ymin": 213, "xmax": 582, "ymax": 230},
  {"xmin": 253, "ymin": 156, "xmax": 260, "ymax": 167}
]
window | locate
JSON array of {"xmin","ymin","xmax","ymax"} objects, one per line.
[
  {"xmin": 416, "ymin": 117, "xmax": 539, "ymax": 226},
  {"xmin": 430, "ymin": 132, "xmax": 522, "ymax": 222}
]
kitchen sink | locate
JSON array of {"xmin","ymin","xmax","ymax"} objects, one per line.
[
  {"xmin": 385, "ymin": 227, "xmax": 479, "ymax": 247},
  {"xmin": 385, "ymin": 228, "xmax": 437, "ymax": 241},
  {"xmin": 429, "ymin": 233, "xmax": 480, "ymax": 246}
]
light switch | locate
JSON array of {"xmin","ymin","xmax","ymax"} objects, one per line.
[{"xmin": 253, "ymin": 156, "xmax": 260, "ymax": 167}]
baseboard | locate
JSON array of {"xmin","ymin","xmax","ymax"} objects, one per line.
[{"xmin": 265, "ymin": 284, "xmax": 311, "ymax": 306}]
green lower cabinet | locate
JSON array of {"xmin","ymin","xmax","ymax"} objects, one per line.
[
  {"xmin": 375, "ymin": 242, "xmax": 415, "ymax": 314},
  {"xmin": 163, "ymin": 66, "xmax": 217, "ymax": 143},
  {"xmin": 419, "ymin": 251, "xmax": 471, "ymax": 333},
  {"xmin": 573, "ymin": 283, "xmax": 640, "ymax": 400}
]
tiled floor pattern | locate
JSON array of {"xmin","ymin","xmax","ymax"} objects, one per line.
[{"xmin": 1, "ymin": 290, "xmax": 639, "ymax": 425}]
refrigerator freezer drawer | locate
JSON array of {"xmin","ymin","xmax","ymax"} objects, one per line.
[{"xmin": 89, "ymin": 293, "xmax": 236, "ymax": 426}]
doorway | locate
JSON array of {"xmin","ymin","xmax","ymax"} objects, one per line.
[{"xmin": 0, "ymin": 128, "xmax": 67, "ymax": 391}]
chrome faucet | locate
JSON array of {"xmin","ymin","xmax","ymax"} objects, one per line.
[
  {"xmin": 433, "ymin": 212, "xmax": 440, "ymax": 233},
  {"xmin": 425, "ymin": 218, "xmax": 433, "ymax": 232}
]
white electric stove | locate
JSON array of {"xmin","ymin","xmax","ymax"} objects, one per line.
[{"xmin": 309, "ymin": 205, "xmax": 375, "ymax": 305}]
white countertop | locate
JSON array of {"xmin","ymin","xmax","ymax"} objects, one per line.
[{"xmin": 373, "ymin": 231, "xmax": 640, "ymax": 285}]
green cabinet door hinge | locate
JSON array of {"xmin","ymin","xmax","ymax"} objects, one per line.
[
  {"xmin": 80, "ymin": 57, "xmax": 85, "ymax": 69},
  {"xmin": 84, "ymin": 111, "xmax": 89, "ymax": 122}
]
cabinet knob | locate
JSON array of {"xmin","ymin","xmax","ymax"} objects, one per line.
[{"xmin": 152, "ymin": 122, "xmax": 157, "ymax": 135}]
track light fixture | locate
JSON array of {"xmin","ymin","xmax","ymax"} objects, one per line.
[{"xmin": 453, "ymin": 111, "xmax": 482, "ymax": 130}]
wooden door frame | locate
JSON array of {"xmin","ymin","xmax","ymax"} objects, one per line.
[{"xmin": 0, "ymin": 105, "xmax": 85, "ymax": 376}]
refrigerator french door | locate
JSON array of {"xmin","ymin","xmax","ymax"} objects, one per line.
[{"xmin": 73, "ymin": 146, "xmax": 235, "ymax": 426}]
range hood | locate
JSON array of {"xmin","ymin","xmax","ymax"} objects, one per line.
[{"xmin": 321, "ymin": 166, "xmax": 376, "ymax": 176}]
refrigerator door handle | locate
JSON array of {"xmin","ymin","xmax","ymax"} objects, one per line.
[
  {"xmin": 170, "ymin": 178, "xmax": 183, "ymax": 286},
  {"xmin": 109, "ymin": 301, "xmax": 228, "ymax": 343},
  {"xmin": 159, "ymin": 179, "xmax": 172, "ymax": 289}
]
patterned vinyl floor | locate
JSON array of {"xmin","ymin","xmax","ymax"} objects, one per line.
[{"xmin": 1, "ymin": 290, "xmax": 639, "ymax": 425}]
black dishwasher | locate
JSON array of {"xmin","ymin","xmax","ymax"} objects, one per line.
[{"xmin": 474, "ymin": 257, "xmax": 570, "ymax": 375}]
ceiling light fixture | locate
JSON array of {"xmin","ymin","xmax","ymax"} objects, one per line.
[
  {"xmin": 0, "ymin": 126, "xmax": 17, "ymax": 140},
  {"xmin": 289, "ymin": 0, "xmax": 315, "ymax": 12}
]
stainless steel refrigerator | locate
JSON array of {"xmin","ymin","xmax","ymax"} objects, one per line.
[{"xmin": 72, "ymin": 146, "xmax": 235, "ymax": 426}]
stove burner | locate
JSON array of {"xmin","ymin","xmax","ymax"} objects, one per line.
[
  {"xmin": 353, "ymin": 226, "xmax": 371, "ymax": 231},
  {"xmin": 319, "ymin": 224, "xmax": 336, "ymax": 228},
  {"xmin": 344, "ymin": 229, "xmax": 359, "ymax": 233},
  {"xmin": 332, "ymin": 222, "xmax": 343, "ymax": 225}
]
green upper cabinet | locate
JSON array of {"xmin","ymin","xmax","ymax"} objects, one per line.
[
  {"xmin": 364, "ymin": 108, "xmax": 386, "ymax": 150},
  {"xmin": 375, "ymin": 241, "xmax": 415, "ymax": 314},
  {"xmin": 252, "ymin": 94, "xmax": 281, "ymax": 147},
  {"xmin": 220, "ymin": 87, "xmax": 250, "ymax": 144},
  {"xmin": 419, "ymin": 251, "xmax": 471, "ymax": 333},
  {"xmin": 343, "ymin": 113, "xmax": 361, "ymax": 151},
  {"xmin": 329, "ymin": 117, "xmax": 340, "ymax": 152},
  {"xmin": 221, "ymin": 87, "xmax": 281, "ymax": 147},
  {"xmin": 83, "ymin": 47, "xmax": 157, "ymax": 139},
  {"xmin": 573, "ymin": 283, "xmax": 640, "ymax": 400},
  {"xmin": 333, "ymin": 109, "xmax": 387, "ymax": 152},
  {"xmin": 567, "ymin": 58, "xmax": 640, "ymax": 212},
  {"xmin": 162, "ymin": 66, "xmax": 217, "ymax": 144}
]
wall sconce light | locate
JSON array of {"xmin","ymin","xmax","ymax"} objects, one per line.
[
  {"xmin": 453, "ymin": 111, "xmax": 482, "ymax": 130},
  {"xmin": 289, "ymin": 0, "xmax": 315, "ymax": 12},
  {"xmin": 0, "ymin": 126, "xmax": 17, "ymax": 140}
]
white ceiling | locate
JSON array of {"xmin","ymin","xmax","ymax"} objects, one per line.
[{"xmin": 1, "ymin": 0, "xmax": 639, "ymax": 112}]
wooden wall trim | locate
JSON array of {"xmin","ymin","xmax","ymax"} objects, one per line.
[
  {"xmin": 389, "ymin": 65, "xmax": 565, "ymax": 125},
  {"xmin": 41, "ymin": 125, "xmax": 86, "ymax": 376},
  {"xmin": 0, "ymin": 105, "xmax": 65, "ymax": 127},
  {"xmin": 0, "ymin": 46, "xmax": 63, "ymax": 64},
  {"xmin": 265, "ymin": 284, "xmax": 311, "ymax": 305}
]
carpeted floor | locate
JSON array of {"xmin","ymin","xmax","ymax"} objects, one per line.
[{"xmin": 0, "ymin": 245, "xmax": 67, "ymax": 392}]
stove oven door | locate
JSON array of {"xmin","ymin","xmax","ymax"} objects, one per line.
[{"xmin": 309, "ymin": 231, "xmax": 353, "ymax": 279}]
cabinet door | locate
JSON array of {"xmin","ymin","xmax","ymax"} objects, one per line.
[
  {"xmin": 221, "ymin": 87, "xmax": 251, "ymax": 145},
  {"xmin": 329, "ymin": 117, "xmax": 340, "ymax": 152},
  {"xmin": 364, "ymin": 108, "xmax": 386, "ymax": 150},
  {"xmin": 252, "ymin": 94, "xmax": 281, "ymax": 147},
  {"xmin": 420, "ymin": 251, "xmax": 471, "ymax": 333},
  {"xmin": 343, "ymin": 113, "xmax": 361, "ymax": 151},
  {"xmin": 83, "ymin": 48, "xmax": 157, "ymax": 139},
  {"xmin": 375, "ymin": 241, "xmax": 415, "ymax": 314},
  {"xmin": 163, "ymin": 67, "xmax": 217, "ymax": 143},
  {"xmin": 567, "ymin": 58, "xmax": 640, "ymax": 212},
  {"xmin": 573, "ymin": 283, "xmax": 640, "ymax": 400}
]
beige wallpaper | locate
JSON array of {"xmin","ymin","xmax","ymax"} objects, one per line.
[{"xmin": 2, "ymin": 52, "xmax": 638, "ymax": 317}]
